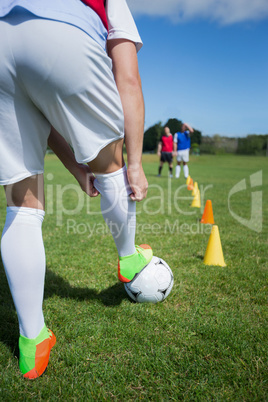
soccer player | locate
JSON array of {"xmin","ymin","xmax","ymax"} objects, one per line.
[
  {"xmin": 157, "ymin": 127, "xmax": 174, "ymax": 177},
  {"xmin": 0, "ymin": 0, "xmax": 152, "ymax": 378},
  {"xmin": 173, "ymin": 123, "xmax": 194, "ymax": 179}
]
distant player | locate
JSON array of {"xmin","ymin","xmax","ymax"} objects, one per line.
[
  {"xmin": 157, "ymin": 126, "xmax": 174, "ymax": 177},
  {"xmin": 173, "ymin": 123, "xmax": 194, "ymax": 179}
]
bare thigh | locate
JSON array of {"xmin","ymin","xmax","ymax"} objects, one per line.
[
  {"xmin": 87, "ymin": 139, "xmax": 124, "ymax": 174},
  {"xmin": 4, "ymin": 174, "xmax": 45, "ymax": 210}
]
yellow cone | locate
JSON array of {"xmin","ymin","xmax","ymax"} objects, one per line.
[
  {"xmin": 186, "ymin": 176, "xmax": 191, "ymax": 185},
  {"xmin": 191, "ymin": 189, "xmax": 201, "ymax": 208},
  {"xmin": 204, "ymin": 225, "xmax": 226, "ymax": 266},
  {"xmin": 191, "ymin": 181, "xmax": 199, "ymax": 196},
  {"xmin": 191, "ymin": 187, "xmax": 197, "ymax": 196}
]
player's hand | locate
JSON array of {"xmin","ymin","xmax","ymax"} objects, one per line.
[
  {"xmin": 127, "ymin": 164, "xmax": 148, "ymax": 202},
  {"xmin": 74, "ymin": 164, "xmax": 99, "ymax": 197}
]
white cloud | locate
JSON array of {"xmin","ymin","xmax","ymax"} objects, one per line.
[{"xmin": 126, "ymin": 0, "xmax": 268, "ymax": 24}]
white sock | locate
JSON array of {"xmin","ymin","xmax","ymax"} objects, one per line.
[
  {"xmin": 94, "ymin": 166, "xmax": 136, "ymax": 257},
  {"xmin": 175, "ymin": 165, "xmax": 181, "ymax": 178},
  {"xmin": 1, "ymin": 207, "xmax": 46, "ymax": 339},
  {"xmin": 183, "ymin": 164, "xmax": 189, "ymax": 178}
]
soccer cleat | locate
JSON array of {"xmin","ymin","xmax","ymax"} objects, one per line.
[
  {"xmin": 19, "ymin": 325, "xmax": 56, "ymax": 379},
  {"xmin": 118, "ymin": 244, "xmax": 153, "ymax": 283}
]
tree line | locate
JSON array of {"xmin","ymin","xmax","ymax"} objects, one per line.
[
  {"xmin": 143, "ymin": 118, "xmax": 201, "ymax": 153},
  {"xmin": 143, "ymin": 118, "xmax": 268, "ymax": 156}
]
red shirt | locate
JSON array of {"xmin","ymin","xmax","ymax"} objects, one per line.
[
  {"xmin": 161, "ymin": 135, "xmax": 173, "ymax": 152},
  {"xmin": 81, "ymin": 0, "xmax": 108, "ymax": 30}
]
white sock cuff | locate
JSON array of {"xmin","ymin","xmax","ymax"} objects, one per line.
[
  {"xmin": 94, "ymin": 165, "xmax": 131, "ymax": 196},
  {"xmin": 94, "ymin": 165, "xmax": 127, "ymax": 181},
  {"xmin": 6, "ymin": 206, "xmax": 45, "ymax": 215},
  {"xmin": 5, "ymin": 206, "xmax": 45, "ymax": 225}
]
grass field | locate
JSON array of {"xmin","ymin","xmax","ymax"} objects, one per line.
[{"xmin": 0, "ymin": 154, "xmax": 267, "ymax": 401}]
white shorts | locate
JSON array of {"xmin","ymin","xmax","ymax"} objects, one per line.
[
  {"xmin": 176, "ymin": 149, "xmax": 190, "ymax": 163},
  {"xmin": 0, "ymin": 11, "xmax": 124, "ymax": 185}
]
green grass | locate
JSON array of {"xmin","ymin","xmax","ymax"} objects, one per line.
[{"xmin": 0, "ymin": 154, "xmax": 267, "ymax": 400}]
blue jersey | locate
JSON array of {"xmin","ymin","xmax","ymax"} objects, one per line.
[
  {"xmin": 0, "ymin": 0, "xmax": 107, "ymax": 50},
  {"xmin": 174, "ymin": 131, "xmax": 191, "ymax": 151}
]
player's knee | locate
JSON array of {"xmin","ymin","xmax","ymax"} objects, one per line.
[{"xmin": 4, "ymin": 175, "xmax": 44, "ymax": 209}]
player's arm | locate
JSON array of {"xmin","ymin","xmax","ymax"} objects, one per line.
[
  {"xmin": 173, "ymin": 135, "xmax": 177, "ymax": 155},
  {"xmin": 107, "ymin": 38, "xmax": 148, "ymax": 202},
  {"xmin": 171, "ymin": 138, "xmax": 174, "ymax": 157},
  {"xmin": 157, "ymin": 141, "xmax": 162, "ymax": 156},
  {"xmin": 48, "ymin": 127, "xmax": 99, "ymax": 197},
  {"xmin": 184, "ymin": 123, "xmax": 194, "ymax": 133}
]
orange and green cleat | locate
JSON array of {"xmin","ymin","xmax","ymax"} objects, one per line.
[
  {"xmin": 118, "ymin": 244, "xmax": 153, "ymax": 283},
  {"xmin": 19, "ymin": 325, "xmax": 56, "ymax": 379}
]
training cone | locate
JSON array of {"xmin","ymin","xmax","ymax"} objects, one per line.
[
  {"xmin": 204, "ymin": 225, "xmax": 226, "ymax": 267},
  {"xmin": 191, "ymin": 189, "xmax": 201, "ymax": 208},
  {"xmin": 191, "ymin": 181, "xmax": 199, "ymax": 196},
  {"xmin": 201, "ymin": 200, "xmax": 215, "ymax": 224},
  {"xmin": 187, "ymin": 177, "xmax": 194, "ymax": 191},
  {"xmin": 186, "ymin": 176, "xmax": 191, "ymax": 185}
]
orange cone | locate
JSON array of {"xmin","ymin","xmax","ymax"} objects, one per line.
[
  {"xmin": 201, "ymin": 200, "xmax": 215, "ymax": 224},
  {"xmin": 186, "ymin": 176, "xmax": 191, "ymax": 185},
  {"xmin": 204, "ymin": 225, "xmax": 226, "ymax": 267},
  {"xmin": 187, "ymin": 177, "xmax": 194, "ymax": 191}
]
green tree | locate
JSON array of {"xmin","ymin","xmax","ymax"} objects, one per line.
[
  {"xmin": 143, "ymin": 122, "xmax": 163, "ymax": 152},
  {"xmin": 237, "ymin": 134, "xmax": 268, "ymax": 155},
  {"xmin": 143, "ymin": 118, "xmax": 202, "ymax": 152},
  {"xmin": 164, "ymin": 118, "xmax": 182, "ymax": 134},
  {"xmin": 191, "ymin": 129, "xmax": 202, "ymax": 145},
  {"xmin": 164, "ymin": 118, "xmax": 202, "ymax": 145}
]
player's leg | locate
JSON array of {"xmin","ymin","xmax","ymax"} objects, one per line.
[
  {"xmin": 168, "ymin": 153, "xmax": 173, "ymax": 177},
  {"xmin": 183, "ymin": 162, "xmax": 189, "ymax": 179},
  {"xmin": 1, "ymin": 176, "xmax": 56, "ymax": 378},
  {"xmin": 4, "ymin": 174, "xmax": 45, "ymax": 210},
  {"xmin": 182, "ymin": 149, "xmax": 190, "ymax": 178},
  {"xmin": 158, "ymin": 159, "xmax": 164, "ymax": 176},
  {"xmin": 89, "ymin": 141, "xmax": 152, "ymax": 283},
  {"xmin": 0, "ymin": 12, "xmax": 56, "ymax": 378},
  {"xmin": 175, "ymin": 160, "xmax": 181, "ymax": 178}
]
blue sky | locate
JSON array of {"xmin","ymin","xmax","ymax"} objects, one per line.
[{"xmin": 127, "ymin": 0, "xmax": 268, "ymax": 137}]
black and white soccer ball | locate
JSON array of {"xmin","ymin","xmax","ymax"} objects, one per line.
[{"xmin": 124, "ymin": 256, "xmax": 174, "ymax": 303}]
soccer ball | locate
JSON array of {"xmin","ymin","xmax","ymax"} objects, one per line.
[{"xmin": 124, "ymin": 256, "xmax": 174, "ymax": 303}]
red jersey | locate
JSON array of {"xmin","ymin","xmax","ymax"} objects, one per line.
[
  {"xmin": 81, "ymin": 0, "xmax": 108, "ymax": 30},
  {"xmin": 161, "ymin": 135, "xmax": 173, "ymax": 152}
]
